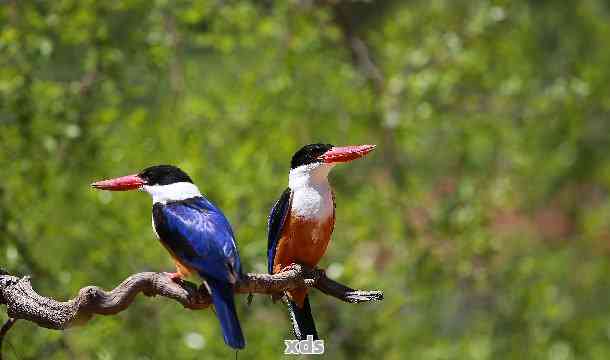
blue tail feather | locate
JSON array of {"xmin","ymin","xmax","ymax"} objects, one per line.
[{"xmin": 206, "ymin": 278, "xmax": 245, "ymax": 349}]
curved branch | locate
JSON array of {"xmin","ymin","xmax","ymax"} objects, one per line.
[{"xmin": 0, "ymin": 264, "xmax": 382, "ymax": 330}]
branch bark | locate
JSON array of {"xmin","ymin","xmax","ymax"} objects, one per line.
[{"xmin": 0, "ymin": 264, "xmax": 382, "ymax": 330}]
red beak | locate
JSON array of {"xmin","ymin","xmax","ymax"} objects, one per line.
[
  {"xmin": 319, "ymin": 144, "xmax": 376, "ymax": 164},
  {"xmin": 91, "ymin": 174, "xmax": 146, "ymax": 191}
]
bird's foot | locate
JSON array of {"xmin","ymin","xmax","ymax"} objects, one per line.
[
  {"xmin": 280, "ymin": 263, "xmax": 300, "ymax": 273},
  {"xmin": 164, "ymin": 272, "xmax": 183, "ymax": 283}
]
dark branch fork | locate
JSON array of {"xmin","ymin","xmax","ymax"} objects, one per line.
[{"xmin": 0, "ymin": 264, "xmax": 382, "ymax": 331}]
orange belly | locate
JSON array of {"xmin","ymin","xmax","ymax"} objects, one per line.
[
  {"xmin": 159, "ymin": 239, "xmax": 195, "ymax": 278},
  {"xmin": 172, "ymin": 255, "xmax": 195, "ymax": 278},
  {"xmin": 273, "ymin": 214, "xmax": 334, "ymax": 307}
]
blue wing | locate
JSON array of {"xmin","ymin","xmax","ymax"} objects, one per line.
[
  {"xmin": 267, "ymin": 188, "xmax": 292, "ymax": 274},
  {"xmin": 154, "ymin": 197, "xmax": 241, "ymax": 283},
  {"xmin": 153, "ymin": 196, "xmax": 245, "ymax": 349}
]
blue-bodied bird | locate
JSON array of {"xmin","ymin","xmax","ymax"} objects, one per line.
[
  {"xmin": 267, "ymin": 143, "xmax": 376, "ymax": 340},
  {"xmin": 92, "ymin": 165, "xmax": 245, "ymax": 349}
]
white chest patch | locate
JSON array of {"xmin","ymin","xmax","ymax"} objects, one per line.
[
  {"xmin": 291, "ymin": 184, "xmax": 334, "ymax": 220},
  {"xmin": 288, "ymin": 163, "xmax": 334, "ymax": 220},
  {"xmin": 151, "ymin": 215, "xmax": 160, "ymax": 239}
]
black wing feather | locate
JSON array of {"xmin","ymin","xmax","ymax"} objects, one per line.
[{"xmin": 267, "ymin": 188, "xmax": 292, "ymax": 274}]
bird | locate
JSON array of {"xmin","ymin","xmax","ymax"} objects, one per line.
[
  {"xmin": 267, "ymin": 143, "xmax": 376, "ymax": 340},
  {"xmin": 91, "ymin": 165, "xmax": 245, "ymax": 349}
]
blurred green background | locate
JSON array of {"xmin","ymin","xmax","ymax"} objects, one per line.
[{"xmin": 2, "ymin": 0, "xmax": 610, "ymax": 359}]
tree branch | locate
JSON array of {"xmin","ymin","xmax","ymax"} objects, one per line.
[
  {"xmin": 0, "ymin": 264, "xmax": 382, "ymax": 330},
  {"xmin": 328, "ymin": 0, "xmax": 385, "ymax": 94}
]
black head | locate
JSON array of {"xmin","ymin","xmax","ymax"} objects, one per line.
[
  {"xmin": 138, "ymin": 165, "xmax": 193, "ymax": 186},
  {"xmin": 290, "ymin": 143, "xmax": 334, "ymax": 169}
]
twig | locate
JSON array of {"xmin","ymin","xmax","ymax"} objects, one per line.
[
  {"xmin": 0, "ymin": 318, "xmax": 17, "ymax": 360},
  {"xmin": 329, "ymin": 1, "xmax": 385, "ymax": 93}
]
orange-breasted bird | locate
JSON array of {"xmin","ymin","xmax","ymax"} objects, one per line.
[{"xmin": 267, "ymin": 144, "xmax": 376, "ymax": 339}]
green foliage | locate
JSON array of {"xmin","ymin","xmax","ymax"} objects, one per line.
[{"xmin": 1, "ymin": 0, "xmax": 610, "ymax": 358}]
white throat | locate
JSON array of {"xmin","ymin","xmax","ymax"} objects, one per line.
[
  {"xmin": 288, "ymin": 163, "xmax": 334, "ymax": 219},
  {"xmin": 288, "ymin": 163, "xmax": 334, "ymax": 189},
  {"xmin": 143, "ymin": 182, "xmax": 202, "ymax": 204}
]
